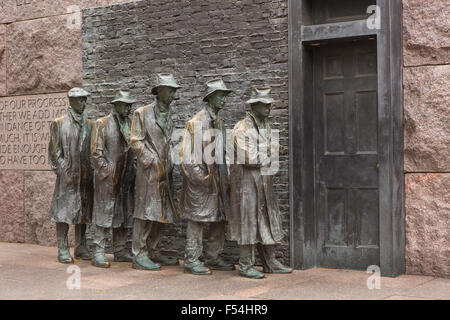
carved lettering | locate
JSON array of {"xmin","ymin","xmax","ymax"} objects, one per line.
[{"xmin": 0, "ymin": 93, "xmax": 68, "ymax": 170}]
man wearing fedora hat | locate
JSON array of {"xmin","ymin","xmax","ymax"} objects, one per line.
[
  {"xmin": 49, "ymin": 87, "xmax": 94, "ymax": 264},
  {"xmin": 130, "ymin": 74, "xmax": 181, "ymax": 270},
  {"xmin": 179, "ymin": 79, "xmax": 236, "ymax": 275},
  {"xmin": 228, "ymin": 87, "xmax": 292, "ymax": 279},
  {"xmin": 90, "ymin": 90, "xmax": 137, "ymax": 268}
]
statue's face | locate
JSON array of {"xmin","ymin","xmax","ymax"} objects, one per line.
[
  {"xmin": 69, "ymin": 97, "xmax": 87, "ymax": 114},
  {"xmin": 157, "ymin": 86, "xmax": 177, "ymax": 108},
  {"xmin": 114, "ymin": 102, "xmax": 132, "ymax": 118},
  {"xmin": 208, "ymin": 91, "xmax": 227, "ymax": 110},
  {"xmin": 251, "ymin": 102, "xmax": 271, "ymax": 119}
]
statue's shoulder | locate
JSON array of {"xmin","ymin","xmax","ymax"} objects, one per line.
[
  {"xmin": 134, "ymin": 103, "xmax": 154, "ymax": 118},
  {"xmin": 94, "ymin": 115, "xmax": 110, "ymax": 127},
  {"xmin": 233, "ymin": 116, "xmax": 251, "ymax": 132},
  {"xmin": 189, "ymin": 108, "xmax": 208, "ymax": 124}
]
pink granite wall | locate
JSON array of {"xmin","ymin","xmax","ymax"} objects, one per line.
[
  {"xmin": 403, "ymin": 0, "xmax": 450, "ymax": 278},
  {"xmin": 0, "ymin": 0, "xmax": 136, "ymax": 246}
]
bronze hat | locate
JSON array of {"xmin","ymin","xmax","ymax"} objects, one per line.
[
  {"xmin": 111, "ymin": 90, "xmax": 136, "ymax": 104},
  {"xmin": 67, "ymin": 87, "xmax": 90, "ymax": 98},
  {"xmin": 246, "ymin": 87, "xmax": 275, "ymax": 105},
  {"xmin": 203, "ymin": 79, "xmax": 232, "ymax": 102},
  {"xmin": 151, "ymin": 73, "xmax": 182, "ymax": 95}
]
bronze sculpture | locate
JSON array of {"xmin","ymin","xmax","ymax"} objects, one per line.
[
  {"xmin": 49, "ymin": 87, "xmax": 93, "ymax": 264},
  {"xmin": 90, "ymin": 90, "xmax": 137, "ymax": 268},
  {"xmin": 228, "ymin": 87, "xmax": 292, "ymax": 279},
  {"xmin": 130, "ymin": 74, "xmax": 181, "ymax": 270},
  {"xmin": 179, "ymin": 79, "xmax": 235, "ymax": 275}
]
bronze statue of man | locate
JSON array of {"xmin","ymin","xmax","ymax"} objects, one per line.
[
  {"xmin": 49, "ymin": 87, "xmax": 93, "ymax": 264},
  {"xmin": 90, "ymin": 90, "xmax": 137, "ymax": 268},
  {"xmin": 228, "ymin": 87, "xmax": 292, "ymax": 279},
  {"xmin": 179, "ymin": 79, "xmax": 235, "ymax": 275},
  {"xmin": 130, "ymin": 74, "xmax": 181, "ymax": 270}
]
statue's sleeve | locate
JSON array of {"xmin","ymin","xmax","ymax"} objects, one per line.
[
  {"xmin": 91, "ymin": 119, "xmax": 111, "ymax": 180},
  {"xmin": 48, "ymin": 120, "xmax": 64, "ymax": 174},
  {"xmin": 180, "ymin": 120, "xmax": 210, "ymax": 184},
  {"xmin": 233, "ymin": 121, "xmax": 261, "ymax": 168},
  {"xmin": 130, "ymin": 109, "xmax": 154, "ymax": 168}
]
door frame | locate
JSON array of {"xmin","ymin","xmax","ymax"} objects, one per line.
[{"xmin": 288, "ymin": 0, "xmax": 404, "ymax": 277}]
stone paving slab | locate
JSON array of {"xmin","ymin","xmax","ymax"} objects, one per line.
[{"xmin": 0, "ymin": 243, "xmax": 448, "ymax": 300}]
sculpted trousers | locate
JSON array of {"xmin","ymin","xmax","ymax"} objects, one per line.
[
  {"xmin": 184, "ymin": 220, "xmax": 225, "ymax": 268},
  {"xmin": 239, "ymin": 244, "xmax": 278, "ymax": 271},
  {"xmin": 75, "ymin": 224, "xmax": 88, "ymax": 251},
  {"xmin": 132, "ymin": 219, "xmax": 164, "ymax": 257},
  {"xmin": 56, "ymin": 222, "xmax": 69, "ymax": 251},
  {"xmin": 93, "ymin": 225, "xmax": 128, "ymax": 254}
]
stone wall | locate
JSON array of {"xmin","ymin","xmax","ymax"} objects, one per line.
[
  {"xmin": 0, "ymin": 0, "xmax": 137, "ymax": 246},
  {"xmin": 403, "ymin": 0, "xmax": 449, "ymax": 277},
  {"xmin": 82, "ymin": 0, "xmax": 290, "ymax": 264}
]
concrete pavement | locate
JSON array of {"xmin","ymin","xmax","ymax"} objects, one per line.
[{"xmin": 0, "ymin": 242, "xmax": 448, "ymax": 300}]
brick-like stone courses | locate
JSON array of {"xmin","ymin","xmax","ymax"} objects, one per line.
[
  {"xmin": 82, "ymin": 0, "xmax": 289, "ymax": 264},
  {"xmin": 403, "ymin": 0, "xmax": 450, "ymax": 277}
]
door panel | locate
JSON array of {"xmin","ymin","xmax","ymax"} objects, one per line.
[{"xmin": 314, "ymin": 39, "xmax": 379, "ymax": 270}]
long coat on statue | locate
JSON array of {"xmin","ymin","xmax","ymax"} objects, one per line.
[
  {"xmin": 130, "ymin": 102, "xmax": 177, "ymax": 224},
  {"xmin": 48, "ymin": 109, "xmax": 93, "ymax": 225},
  {"xmin": 179, "ymin": 107, "xmax": 229, "ymax": 223},
  {"xmin": 90, "ymin": 112, "xmax": 136, "ymax": 229},
  {"xmin": 227, "ymin": 112, "xmax": 285, "ymax": 245}
]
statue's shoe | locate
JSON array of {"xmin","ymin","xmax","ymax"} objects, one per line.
[
  {"xmin": 184, "ymin": 263, "xmax": 212, "ymax": 275},
  {"xmin": 239, "ymin": 267, "xmax": 265, "ymax": 279},
  {"xmin": 92, "ymin": 253, "xmax": 111, "ymax": 268},
  {"xmin": 205, "ymin": 258, "xmax": 236, "ymax": 271},
  {"xmin": 150, "ymin": 252, "xmax": 179, "ymax": 266},
  {"xmin": 262, "ymin": 261, "xmax": 293, "ymax": 274},
  {"xmin": 74, "ymin": 246, "xmax": 92, "ymax": 261},
  {"xmin": 133, "ymin": 255, "xmax": 161, "ymax": 271},
  {"xmin": 58, "ymin": 250, "xmax": 74, "ymax": 264},
  {"xmin": 114, "ymin": 251, "xmax": 133, "ymax": 263}
]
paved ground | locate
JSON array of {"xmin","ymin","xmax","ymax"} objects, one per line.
[{"xmin": 0, "ymin": 242, "xmax": 448, "ymax": 300}]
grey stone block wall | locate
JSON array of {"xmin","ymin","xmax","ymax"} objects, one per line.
[{"xmin": 82, "ymin": 0, "xmax": 289, "ymax": 264}]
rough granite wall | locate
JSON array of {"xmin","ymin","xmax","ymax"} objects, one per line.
[
  {"xmin": 0, "ymin": 0, "xmax": 139, "ymax": 246},
  {"xmin": 403, "ymin": 0, "xmax": 450, "ymax": 278},
  {"xmin": 82, "ymin": 0, "xmax": 290, "ymax": 264}
]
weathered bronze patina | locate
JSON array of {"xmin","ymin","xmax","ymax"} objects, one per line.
[
  {"xmin": 130, "ymin": 74, "xmax": 181, "ymax": 270},
  {"xmin": 179, "ymin": 79, "xmax": 235, "ymax": 275},
  {"xmin": 229, "ymin": 87, "xmax": 292, "ymax": 279},
  {"xmin": 90, "ymin": 90, "xmax": 137, "ymax": 268},
  {"xmin": 48, "ymin": 87, "xmax": 93, "ymax": 264}
]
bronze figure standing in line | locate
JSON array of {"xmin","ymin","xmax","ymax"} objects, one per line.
[
  {"xmin": 49, "ymin": 88, "xmax": 93, "ymax": 264},
  {"xmin": 228, "ymin": 87, "xmax": 292, "ymax": 279},
  {"xmin": 130, "ymin": 74, "xmax": 181, "ymax": 270},
  {"xmin": 179, "ymin": 79, "xmax": 236, "ymax": 275},
  {"xmin": 90, "ymin": 90, "xmax": 137, "ymax": 268}
]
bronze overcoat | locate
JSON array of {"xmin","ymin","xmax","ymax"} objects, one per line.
[
  {"xmin": 179, "ymin": 107, "xmax": 229, "ymax": 222},
  {"xmin": 227, "ymin": 113, "xmax": 284, "ymax": 245},
  {"xmin": 91, "ymin": 113, "xmax": 136, "ymax": 229},
  {"xmin": 130, "ymin": 102, "xmax": 176, "ymax": 223},
  {"xmin": 49, "ymin": 109, "xmax": 93, "ymax": 225}
]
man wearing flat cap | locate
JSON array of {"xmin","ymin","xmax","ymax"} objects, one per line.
[
  {"xmin": 228, "ymin": 87, "xmax": 292, "ymax": 279},
  {"xmin": 49, "ymin": 87, "xmax": 94, "ymax": 264},
  {"xmin": 90, "ymin": 90, "xmax": 137, "ymax": 268},
  {"xmin": 130, "ymin": 74, "xmax": 181, "ymax": 270},
  {"xmin": 179, "ymin": 79, "xmax": 235, "ymax": 275}
]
